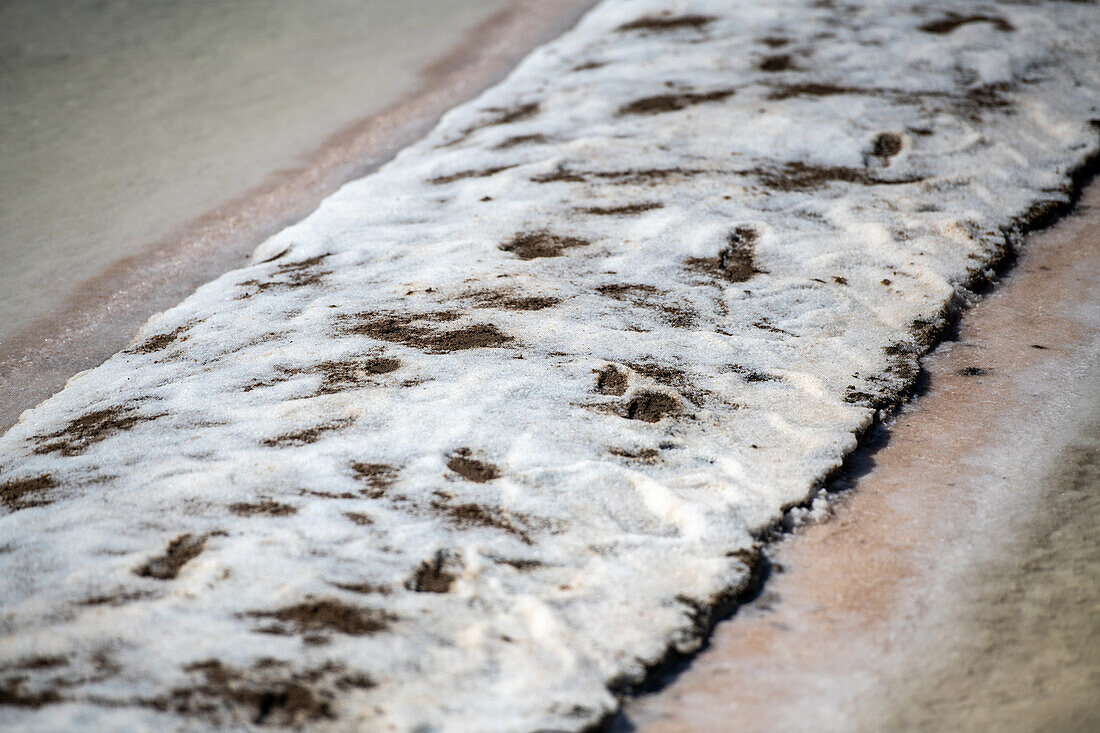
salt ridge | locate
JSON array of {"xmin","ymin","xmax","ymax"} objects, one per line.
[{"xmin": 2, "ymin": 1, "xmax": 1099, "ymax": 730}]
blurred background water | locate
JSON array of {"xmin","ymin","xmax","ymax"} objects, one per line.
[{"xmin": 0, "ymin": 0, "xmax": 513, "ymax": 345}]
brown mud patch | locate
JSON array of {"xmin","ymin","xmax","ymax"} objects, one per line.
[
  {"xmin": 408, "ymin": 551, "xmax": 459, "ymax": 593},
  {"xmin": 686, "ymin": 227, "xmax": 762, "ymax": 283},
  {"xmin": 472, "ymin": 291, "xmax": 562, "ymax": 311},
  {"xmin": 500, "ymin": 231, "xmax": 589, "ymax": 259},
  {"xmin": 758, "ymin": 54, "xmax": 797, "ymax": 72},
  {"xmin": 728, "ymin": 365, "xmax": 780, "ymax": 383},
  {"xmin": 446, "ymin": 448, "xmax": 500, "ymax": 483},
  {"xmin": 161, "ymin": 659, "xmax": 373, "ymax": 726},
  {"xmin": 430, "ymin": 496, "xmax": 534, "ymax": 544},
  {"xmin": 531, "ymin": 167, "xmax": 707, "ymax": 185},
  {"xmin": 0, "ymin": 678, "xmax": 62, "ymax": 709},
  {"xmin": 919, "ymin": 13, "xmax": 1014, "ymax": 34},
  {"xmin": 596, "ymin": 365, "xmax": 629, "ymax": 396},
  {"xmin": 597, "ymin": 283, "xmax": 698, "ymax": 328},
  {"xmin": 427, "ymin": 164, "xmax": 517, "ymax": 185},
  {"xmin": 342, "ymin": 312, "xmax": 513, "ymax": 353},
  {"xmin": 237, "ymin": 255, "xmax": 331, "ymax": 299},
  {"xmin": 349, "ymin": 462, "xmax": 399, "ymax": 498},
  {"xmin": 621, "ymin": 391, "xmax": 681, "ymax": 423},
  {"xmin": 751, "ymin": 161, "xmax": 923, "ymax": 191},
  {"xmin": 126, "ymin": 324, "xmax": 191, "ymax": 355},
  {"xmin": 619, "ymin": 90, "xmax": 733, "ymax": 116},
  {"xmin": 766, "ymin": 82, "xmax": 872, "ymax": 101},
  {"xmin": 332, "ymin": 580, "xmax": 389, "ymax": 595},
  {"xmin": 871, "ymin": 132, "xmax": 904, "ymax": 161},
  {"xmin": 1, "ymin": 473, "xmax": 57, "ymax": 511},
  {"xmin": 261, "ymin": 419, "xmax": 353, "ymax": 447},
  {"xmin": 468, "ymin": 101, "xmax": 540, "ymax": 131},
  {"xmin": 33, "ymin": 405, "xmax": 164, "ymax": 457},
  {"xmin": 229, "ymin": 500, "xmax": 298, "ymax": 517},
  {"xmin": 248, "ymin": 599, "xmax": 394, "ymax": 636},
  {"xmin": 609, "ymin": 446, "xmax": 661, "ymax": 464},
  {"xmin": 314, "ymin": 358, "xmax": 401, "ymax": 393},
  {"xmin": 617, "ymin": 14, "xmax": 715, "ymax": 32},
  {"xmin": 578, "ymin": 202, "xmax": 663, "ymax": 215},
  {"xmin": 135, "ymin": 533, "xmax": 207, "ymax": 580},
  {"xmin": 493, "ymin": 133, "xmax": 550, "ymax": 149}
]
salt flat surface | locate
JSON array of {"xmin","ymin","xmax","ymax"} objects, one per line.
[{"xmin": 2, "ymin": 1, "xmax": 1098, "ymax": 730}]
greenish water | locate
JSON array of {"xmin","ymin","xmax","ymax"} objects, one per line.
[{"xmin": 0, "ymin": 0, "xmax": 511, "ymax": 345}]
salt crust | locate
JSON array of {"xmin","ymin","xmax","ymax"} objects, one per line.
[{"xmin": 2, "ymin": 1, "xmax": 1098, "ymax": 730}]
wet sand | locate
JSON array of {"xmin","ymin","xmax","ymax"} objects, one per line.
[
  {"xmin": 621, "ymin": 182, "xmax": 1100, "ymax": 731},
  {"xmin": 0, "ymin": 0, "xmax": 595, "ymax": 432}
]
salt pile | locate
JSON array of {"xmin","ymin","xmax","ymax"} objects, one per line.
[{"xmin": 2, "ymin": 0, "xmax": 1098, "ymax": 730}]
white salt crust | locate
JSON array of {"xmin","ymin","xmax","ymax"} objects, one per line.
[{"xmin": 2, "ymin": 1, "xmax": 1099, "ymax": 730}]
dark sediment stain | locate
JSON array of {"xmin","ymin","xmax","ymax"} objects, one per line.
[
  {"xmin": 237, "ymin": 255, "xmax": 331, "ymax": 299},
  {"xmin": 160, "ymin": 659, "xmax": 373, "ymax": 726},
  {"xmin": 578, "ymin": 202, "xmax": 663, "ymax": 215},
  {"xmin": 617, "ymin": 14, "xmax": 715, "ymax": 32},
  {"xmin": 751, "ymin": 162, "xmax": 924, "ymax": 191},
  {"xmin": 471, "ymin": 290, "xmax": 562, "ymax": 311},
  {"xmin": 261, "ymin": 419, "xmax": 352, "ymax": 447},
  {"xmin": 0, "ymin": 678, "xmax": 61, "ymax": 708},
  {"xmin": 492, "ymin": 556, "xmax": 544, "ymax": 571},
  {"xmin": 767, "ymin": 82, "xmax": 875, "ymax": 100},
  {"xmin": 343, "ymin": 512, "xmax": 374, "ymax": 526},
  {"xmin": 408, "ymin": 551, "xmax": 458, "ymax": 593},
  {"xmin": 427, "ymin": 164, "xmax": 517, "ymax": 185},
  {"xmin": 82, "ymin": 590, "xmax": 152, "ymax": 606},
  {"xmin": 446, "ymin": 448, "xmax": 500, "ymax": 483},
  {"xmin": 531, "ymin": 167, "xmax": 707, "ymax": 185},
  {"xmin": 127, "ymin": 324, "xmax": 190, "ymax": 355},
  {"xmin": 474, "ymin": 101, "xmax": 540, "ymax": 128},
  {"xmin": 314, "ymin": 358, "xmax": 401, "ymax": 394},
  {"xmin": 729, "ymin": 365, "xmax": 780, "ymax": 383},
  {"xmin": 597, "ymin": 283, "xmax": 698, "ymax": 328},
  {"xmin": 349, "ymin": 462, "xmax": 398, "ymax": 498},
  {"xmin": 618, "ymin": 90, "xmax": 733, "ymax": 116},
  {"xmin": 687, "ymin": 227, "xmax": 763, "ymax": 282},
  {"xmin": 871, "ymin": 132, "xmax": 904, "ymax": 160},
  {"xmin": 493, "ymin": 133, "xmax": 549, "ymax": 150},
  {"xmin": 1, "ymin": 473, "xmax": 56, "ymax": 511},
  {"xmin": 500, "ymin": 231, "xmax": 589, "ymax": 259},
  {"xmin": 919, "ymin": 13, "xmax": 1014, "ymax": 34},
  {"xmin": 430, "ymin": 496, "xmax": 533, "ymax": 544},
  {"xmin": 627, "ymin": 361, "xmax": 708, "ymax": 406},
  {"xmin": 342, "ymin": 312, "xmax": 513, "ymax": 353},
  {"xmin": 595, "ymin": 365, "xmax": 629, "ymax": 396},
  {"xmin": 621, "ymin": 391, "xmax": 681, "ymax": 423},
  {"xmin": 33, "ymin": 405, "xmax": 164, "ymax": 457},
  {"xmin": 248, "ymin": 599, "xmax": 394, "ymax": 636},
  {"xmin": 753, "ymin": 319, "xmax": 797, "ymax": 336},
  {"xmin": 609, "ymin": 447, "xmax": 661, "ymax": 464},
  {"xmin": 229, "ymin": 501, "xmax": 298, "ymax": 517},
  {"xmin": 332, "ymin": 580, "xmax": 389, "ymax": 595},
  {"xmin": 598, "ymin": 283, "xmax": 659, "ymax": 299},
  {"xmin": 758, "ymin": 54, "xmax": 797, "ymax": 72},
  {"xmin": 135, "ymin": 533, "xmax": 207, "ymax": 580}
]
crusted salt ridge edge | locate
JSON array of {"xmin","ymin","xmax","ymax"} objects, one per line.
[{"xmin": 2, "ymin": 0, "xmax": 1099, "ymax": 730}]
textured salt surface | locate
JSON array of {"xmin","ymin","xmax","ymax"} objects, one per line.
[{"xmin": 2, "ymin": 0, "xmax": 1099, "ymax": 730}]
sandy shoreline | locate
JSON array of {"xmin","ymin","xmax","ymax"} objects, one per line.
[
  {"xmin": 622, "ymin": 180, "xmax": 1100, "ymax": 732},
  {"xmin": 0, "ymin": 0, "xmax": 595, "ymax": 433}
]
